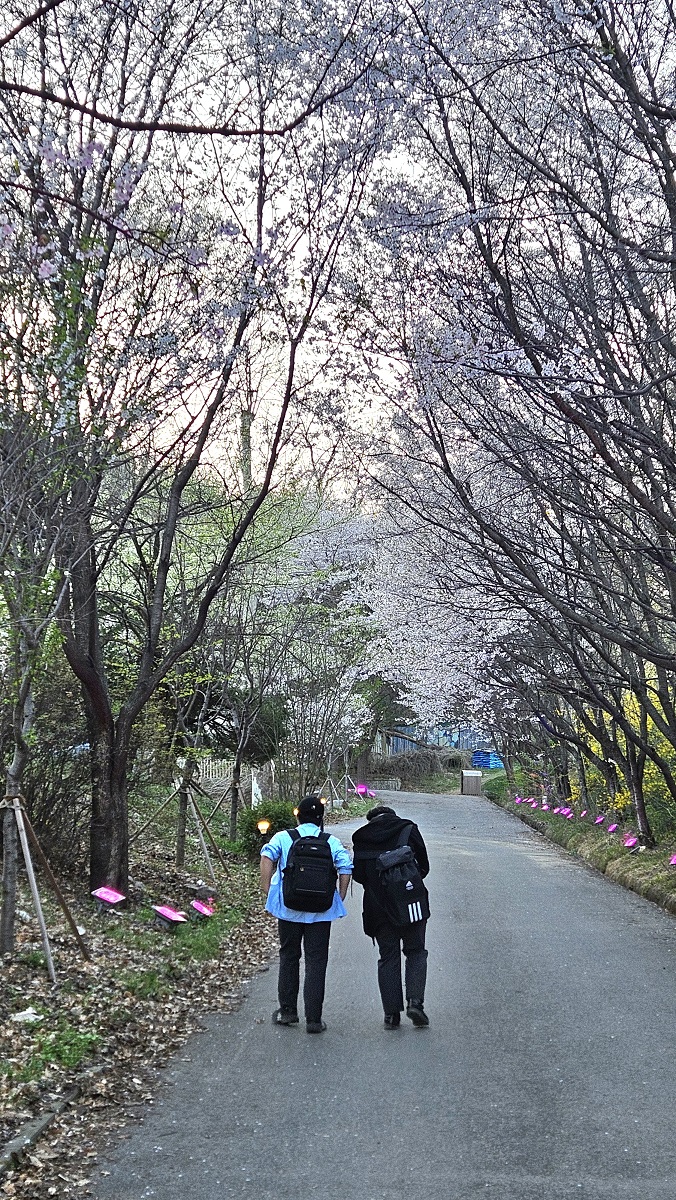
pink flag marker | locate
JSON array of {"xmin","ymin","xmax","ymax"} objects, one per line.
[
  {"xmin": 92, "ymin": 886, "xmax": 125, "ymax": 905},
  {"xmin": 92, "ymin": 886, "xmax": 126, "ymax": 913},
  {"xmin": 152, "ymin": 905, "xmax": 188, "ymax": 924}
]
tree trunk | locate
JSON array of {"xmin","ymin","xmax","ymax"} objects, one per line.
[
  {"xmin": 354, "ymin": 750, "xmax": 369, "ymax": 786},
  {"xmin": 556, "ymin": 745, "xmax": 572, "ymax": 803},
  {"xmin": 502, "ymin": 740, "xmax": 516, "ymax": 790},
  {"xmin": 0, "ymin": 809, "xmax": 18, "ymax": 956},
  {"xmin": 626, "ymin": 739, "xmax": 654, "ymax": 846},
  {"xmin": 88, "ymin": 719, "xmax": 129, "ymax": 893},
  {"xmin": 229, "ymin": 758, "xmax": 242, "ymax": 843},
  {"xmin": 176, "ymin": 787, "xmax": 188, "ymax": 868},
  {"xmin": 574, "ymin": 747, "xmax": 589, "ymax": 808},
  {"xmin": 0, "ymin": 639, "xmax": 35, "ymax": 955},
  {"xmin": 176, "ymin": 757, "xmax": 196, "ymax": 868}
]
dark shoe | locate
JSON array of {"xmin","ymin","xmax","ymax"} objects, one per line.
[
  {"xmin": 406, "ymin": 1000, "xmax": 429, "ymax": 1027},
  {"xmin": 272, "ymin": 1008, "xmax": 299, "ymax": 1026},
  {"xmin": 306, "ymin": 1020, "xmax": 327, "ymax": 1033},
  {"xmin": 384, "ymin": 1013, "xmax": 401, "ymax": 1029}
]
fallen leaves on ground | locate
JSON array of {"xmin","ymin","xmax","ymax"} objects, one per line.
[{"xmin": 0, "ymin": 846, "xmax": 277, "ymax": 1199}]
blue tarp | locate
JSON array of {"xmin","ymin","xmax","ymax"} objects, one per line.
[{"xmin": 471, "ymin": 750, "xmax": 504, "ymax": 770}]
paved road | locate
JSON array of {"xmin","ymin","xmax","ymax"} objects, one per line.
[{"xmin": 95, "ymin": 793, "xmax": 676, "ymax": 1200}]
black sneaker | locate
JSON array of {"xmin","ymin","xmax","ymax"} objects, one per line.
[
  {"xmin": 272, "ymin": 1008, "xmax": 299, "ymax": 1026},
  {"xmin": 306, "ymin": 1020, "xmax": 327, "ymax": 1033},
  {"xmin": 406, "ymin": 1000, "xmax": 429, "ymax": 1027},
  {"xmin": 384, "ymin": 1013, "xmax": 401, "ymax": 1029}
]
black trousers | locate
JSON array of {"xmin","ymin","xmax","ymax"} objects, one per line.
[
  {"xmin": 374, "ymin": 919, "xmax": 428, "ymax": 1015},
  {"xmin": 277, "ymin": 919, "xmax": 331, "ymax": 1023}
]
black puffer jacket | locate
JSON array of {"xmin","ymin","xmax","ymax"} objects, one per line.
[{"xmin": 352, "ymin": 811, "xmax": 430, "ymax": 936}]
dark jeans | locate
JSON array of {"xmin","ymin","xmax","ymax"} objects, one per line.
[
  {"xmin": 277, "ymin": 919, "xmax": 331, "ymax": 1023},
  {"xmin": 374, "ymin": 920, "xmax": 428, "ymax": 1015}
]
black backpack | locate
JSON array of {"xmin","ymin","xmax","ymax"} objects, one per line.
[
  {"xmin": 376, "ymin": 825, "xmax": 430, "ymax": 926},
  {"xmin": 282, "ymin": 829, "xmax": 338, "ymax": 913}
]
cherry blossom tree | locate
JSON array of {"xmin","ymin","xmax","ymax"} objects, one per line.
[{"xmin": 0, "ymin": 0, "xmax": 394, "ymax": 913}]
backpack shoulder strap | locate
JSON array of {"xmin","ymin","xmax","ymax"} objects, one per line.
[
  {"xmin": 396, "ymin": 824, "xmax": 413, "ymax": 849},
  {"xmin": 288, "ymin": 828, "xmax": 301, "ymax": 843},
  {"xmin": 319, "ymin": 831, "xmax": 330, "ymax": 844}
]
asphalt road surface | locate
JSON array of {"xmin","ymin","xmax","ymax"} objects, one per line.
[{"xmin": 94, "ymin": 792, "xmax": 676, "ymax": 1200}]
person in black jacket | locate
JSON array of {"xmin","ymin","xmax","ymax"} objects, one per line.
[{"xmin": 351, "ymin": 804, "xmax": 430, "ymax": 1029}]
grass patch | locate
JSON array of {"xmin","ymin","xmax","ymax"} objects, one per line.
[
  {"xmin": 405, "ymin": 770, "xmax": 460, "ymax": 794},
  {"xmin": 484, "ymin": 780, "xmax": 676, "ymax": 915},
  {"xmin": 118, "ymin": 968, "xmax": 171, "ymax": 1000},
  {"xmin": 4, "ymin": 1023, "xmax": 101, "ymax": 1083},
  {"xmin": 18, "ymin": 950, "xmax": 48, "ymax": 969},
  {"xmin": 326, "ymin": 796, "xmax": 373, "ymax": 821}
]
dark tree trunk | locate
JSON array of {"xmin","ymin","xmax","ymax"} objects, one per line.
[
  {"xmin": 176, "ymin": 757, "xmax": 196, "ymax": 868},
  {"xmin": 229, "ymin": 758, "xmax": 242, "ymax": 843},
  {"xmin": 574, "ymin": 747, "xmax": 589, "ymax": 808},
  {"xmin": 176, "ymin": 787, "xmax": 188, "ymax": 868},
  {"xmin": 1, "ymin": 645, "xmax": 35, "ymax": 954},
  {"xmin": 354, "ymin": 750, "xmax": 369, "ymax": 786},
  {"xmin": 0, "ymin": 809, "xmax": 18, "ymax": 956},
  {"xmin": 556, "ymin": 745, "xmax": 572, "ymax": 803},
  {"xmin": 626, "ymin": 738, "xmax": 654, "ymax": 846},
  {"xmin": 88, "ymin": 719, "xmax": 129, "ymax": 893},
  {"xmin": 501, "ymin": 739, "xmax": 516, "ymax": 791}
]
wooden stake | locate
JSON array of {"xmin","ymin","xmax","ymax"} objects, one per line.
[
  {"xmin": 187, "ymin": 794, "xmax": 217, "ymax": 885},
  {"xmin": 191, "ymin": 777, "xmax": 227, "ymax": 825},
  {"xmin": 21, "ymin": 811, "xmax": 91, "ymax": 962},
  {"xmin": 129, "ymin": 785, "xmax": 180, "ymax": 844},
  {"xmin": 11, "ymin": 799, "xmax": 56, "ymax": 984},
  {"xmin": 189, "ymin": 792, "xmax": 231, "ymax": 876}
]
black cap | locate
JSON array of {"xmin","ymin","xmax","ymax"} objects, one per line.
[
  {"xmin": 297, "ymin": 794, "xmax": 325, "ymax": 826},
  {"xmin": 366, "ymin": 805, "xmax": 396, "ymax": 821}
]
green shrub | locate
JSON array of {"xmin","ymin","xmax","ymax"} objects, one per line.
[{"xmin": 238, "ymin": 800, "xmax": 297, "ymax": 855}]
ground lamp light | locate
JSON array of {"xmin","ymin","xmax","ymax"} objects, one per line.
[
  {"xmin": 152, "ymin": 904, "xmax": 188, "ymax": 932},
  {"xmin": 594, "ymin": 815, "xmax": 605, "ymax": 825},
  {"xmin": 670, "ymin": 855, "xmax": 676, "ymax": 867},
  {"xmin": 607, "ymin": 823, "xmax": 618, "ymax": 833},
  {"xmin": 91, "ymin": 886, "xmax": 126, "ymax": 914},
  {"xmin": 624, "ymin": 837, "xmax": 638, "ymax": 849},
  {"xmin": 257, "ymin": 818, "xmax": 271, "ymax": 836}
]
